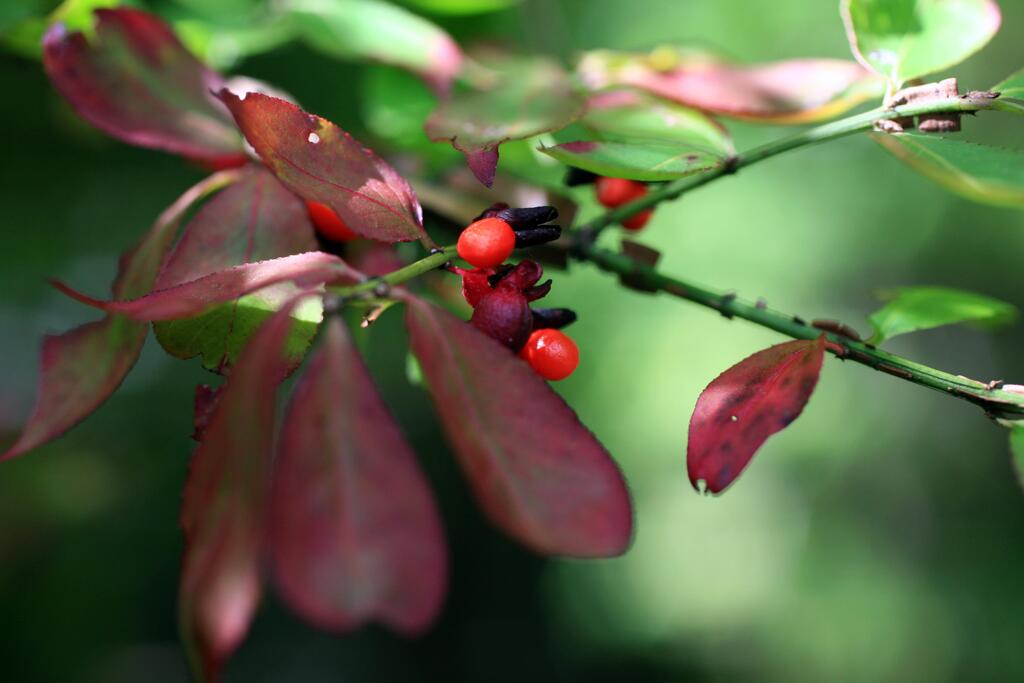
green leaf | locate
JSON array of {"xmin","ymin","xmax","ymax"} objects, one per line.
[
  {"xmin": 1011, "ymin": 425, "xmax": 1024, "ymax": 491},
  {"xmin": 540, "ymin": 140, "xmax": 725, "ymax": 181},
  {"xmin": 992, "ymin": 69, "xmax": 1024, "ymax": 116},
  {"xmin": 398, "ymin": 0, "xmax": 520, "ymax": 15},
  {"xmin": 581, "ymin": 91, "xmax": 734, "ymax": 156},
  {"xmin": 155, "ymin": 294, "xmax": 323, "ymax": 373},
  {"xmin": 874, "ymin": 134, "xmax": 1024, "ymax": 209},
  {"xmin": 841, "ymin": 0, "xmax": 1001, "ymax": 85},
  {"xmin": 425, "ymin": 54, "xmax": 585, "ymax": 186},
  {"xmin": 867, "ymin": 286, "xmax": 1017, "ymax": 344},
  {"xmin": 288, "ymin": 0, "xmax": 462, "ymax": 93},
  {"xmin": 2, "ymin": 0, "xmax": 119, "ymax": 59}
]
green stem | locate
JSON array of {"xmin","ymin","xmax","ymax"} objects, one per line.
[
  {"xmin": 576, "ymin": 243, "xmax": 1024, "ymax": 420},
  {"xmin": 329, "ymin": 245, "xmax": 457, "ymax": 299},
  {"xmin": 326, "ymin": 95, "xmax": 1021, "ymax": 418},
  {"xmin": 581, "ymin": 95, "xmax": 997, "ymax": 235}
]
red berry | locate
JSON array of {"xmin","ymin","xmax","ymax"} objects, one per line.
[
  {"xmin": 595, "ymin": 176, "xmax": 646, "ymax": 208},
  {"xmin": 306, "ymin": 200, "xmax": 357, "ymax": 241},
  {"xmin": 521, "ymin": 329, "xmax": 579, "ymax": 381},
  {"xmin": 457, "ymin": 217, "xmax": 516, "ymax": 269},
  {"xmin": 622, "ymin": 208, "xmax": 654, "ymax": 231}
]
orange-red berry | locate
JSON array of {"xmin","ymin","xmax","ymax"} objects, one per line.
[
  {"xmin": 457, "ymin": 217, "xmax": 516, "ymax": 269},
  {"xmin": 595, "ymin": 176, "xmax": 646, "ymax": 208},
  {"xmin": 306, "ymin": 200, "xmax": 357, "ymax": 242},
  {"xmin": 622, "ymin": 208, "xmax": 654, "ymax": 231},
  {"xmin": 520, "ymin": 329, "xmax": 579, "ymax": 381}
]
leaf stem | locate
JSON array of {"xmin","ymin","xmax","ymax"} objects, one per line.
[{"xmin": 328, "ymin": 245, "xmax": 457, "ymax": 299}]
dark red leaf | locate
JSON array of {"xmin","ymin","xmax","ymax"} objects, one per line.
[
  {"xmin": 270, "ymin": 319, "xmax": 447, "ymax": 633},
  {"xmin": 192, "ymin": 385, "xmax": 223, "ymax": 442},
  {"xmin": 219, "ymin": 91, "xmax": 427, "ymax": 243},
  {"xmin": 55, "ymin": 252, "xmax": 357, "ymax": 322},
  {"xmin": 42, "ymin": 8, "xmax": 244, "ymax": 164},
  {"xmin": 179, "ymin": 295, "xmax": 310, "ymax": 682},
  {"xmin": 687, "ymin": 337, "xmax": 826, "ymax": 494},
  {"xmin": 404, "ymin": 297, "xmax": 632, "ymax": 557},
  {"xmin": 1, "ymin": 171, "xmax": 239, "ymax": 462}
]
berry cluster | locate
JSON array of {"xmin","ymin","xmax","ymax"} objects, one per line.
[{"xmin": 455, "ymin": 206, "xmax": 580, "ymax": 381}]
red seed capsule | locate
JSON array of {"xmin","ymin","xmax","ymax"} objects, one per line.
[
  {"xmin": 306, "ymin": 200, "xmax": 357, "ymax": 241},
  {"xmin": 595, "ymin": 176, "xmax": 647, "ymax": 208},
  {"xmin": 520, "ymin": 329, "xmax": 579, "ymax": 381},
  {"xmin": 457, "ymin": 217, "xmax": 516, "ymax": 269}
]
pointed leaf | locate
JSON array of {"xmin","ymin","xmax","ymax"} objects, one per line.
[
  {"xmin": 688, "ymin": 337, "xmax": 826, "ymax": 495},
  {"xmin": 288, "ymin": 0, "xmax": 462, "ymax": 94},
  {"xmin": 1010, "ymin": 425, "xmax": 1024, "ymax": 491},
  {"xmin": 867, "ymin": 286, "xmax": 1016, "ymax": 344},
  {"xmin": 404, "ymin": 297, "xmax": 632, "ymax": 557},
  {"xmin": 541, "ymin": 140, "xmax": 725, "ymax": 181},
  {"xmin": 220, "ymin": 91, "xmax": 427, "ymax": 243},
  {"xmin": 179, "ymin": 296, "xmax": 309, "ymax": 682},
  {"xmin": 425, "ymin": 55, "xmax": 585, "ymax": 186},
  {"xmin": 578, "ymin": 49, "xmax": 883, "ymax": 123},
  {"xmin": 154, "ymin": 165, "xmax": 322, "ymax": 373},
  {"xmin": 992, "ymin": 68, "xmax": 1024, "ymax": 116},
  {"xmin": 270, "ymin": 319, "xmax": 447, "ymax": 634},
  {"xmin": 874, "ymin": 134, "xmax": 1024, "ymax": 209},
  {"xmin": 42, "ymin": 8, "xmax": 245, "ymax": 164},
  {"xmin": 57, "ymin": 252, "xmax": 355, "ymax": 322},
  {"xmin": 581, "ymin": 90, "xmax": 735, "ymax": 155},
  {"xmin": 841, "ymin": 0, "xmax": 1001, "ymax": 86},
  {"xmin": 2, "ymin": 171, "xmax": 237, "ymax": 461}
]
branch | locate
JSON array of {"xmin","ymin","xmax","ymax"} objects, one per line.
[
  {"xmin": 578, "ymin": 94, "xmax": 999, "ymax": 237},
  {"xmin": 574, "ymin": 242, "xmax": 1024, "ymax": 420},
  {"xmin": 326, "ymin": 93, "xmax": 1022, "ymax": 419}
]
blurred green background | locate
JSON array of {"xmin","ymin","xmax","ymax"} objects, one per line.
[{"xmin": 2, "ymin": 1, "xmax": 1024, "ymax": 681}]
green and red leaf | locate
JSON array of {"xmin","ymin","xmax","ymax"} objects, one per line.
[
  {"xmin": 688, "ymin": 337, "xmax": 826, "ymax": 494},
  {"xmin": 220, "ymin": 91, "xmax": 428, "ymax": 243},
  {"xmin": 2, "ymin": 171, "xmax": 237, "ymax": 462},
  {"xmin": 42, "ymin": 8, "xmax": 245, "ymax": 165},
  {"xmin": 56, "ymin": 252, "xmax": 356, "ymax": 321},
  {"xmin": 404, "ymin": 297, "xmax": 632, "ymax": 557},
  {"xmin": 179, "ymin": 296, "xmax": 310, "ymax": 682},
  {"xmin": 288, "ymin": 0, "xmax": 463, "ymax": 94},
  {"xmin": 270, "ymin": 319, "xmax": 447, "ymax": 634},
  {"xmin": 425, "ymin": 55, "xmax": 585, "ymax": 186},
  {"xmin": 578, "ymin": 48, "xmax": 883, "ymax": 123},
  {"xmin": 153, "ymin": 165, "xmax": 322, "ymax": 373}
]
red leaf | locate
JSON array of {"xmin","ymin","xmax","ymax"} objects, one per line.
[
  {"xmin": 687, "ymin": 337, "xmax": 826, "ymax": 494},
  {"xmin": 219, "ymin": 91, "xmax": 427, "ymax": 243},
  {"xmin": 55, "ymin": 252, "xmax": 357, "ymax": 321},
  {"xmin": 1, "ymin": 171, "xmax": 238, "ymax": 461},
  {"xmin": 179, "ymin": 295, "xmax": 310, "ymax": 682},
  {"xmin": 404, "ymin": 297, "xmax": 632, "ymax": 557},
  {"xmin": 270, "ymin": 319, "xmax": 447, "ymax": 633},
  {"xmin": 42, "ymin": 8, "xmax": 244, "ymax": 164},
  {"xmin": 580, "ymin": 52, "xmax": 882, "ymax": 123}
]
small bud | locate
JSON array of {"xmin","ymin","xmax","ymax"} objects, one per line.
[
  {"xmin": 514, "ymin": 225, "xmax": 562, "ymax": 248},
  {"xmin": 532, "ymin": 307, "xmax": 577, "ymax": 330},
  {"xmin": 565, "ymin": 167, "xmax": 599, "ymax": 187}
]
